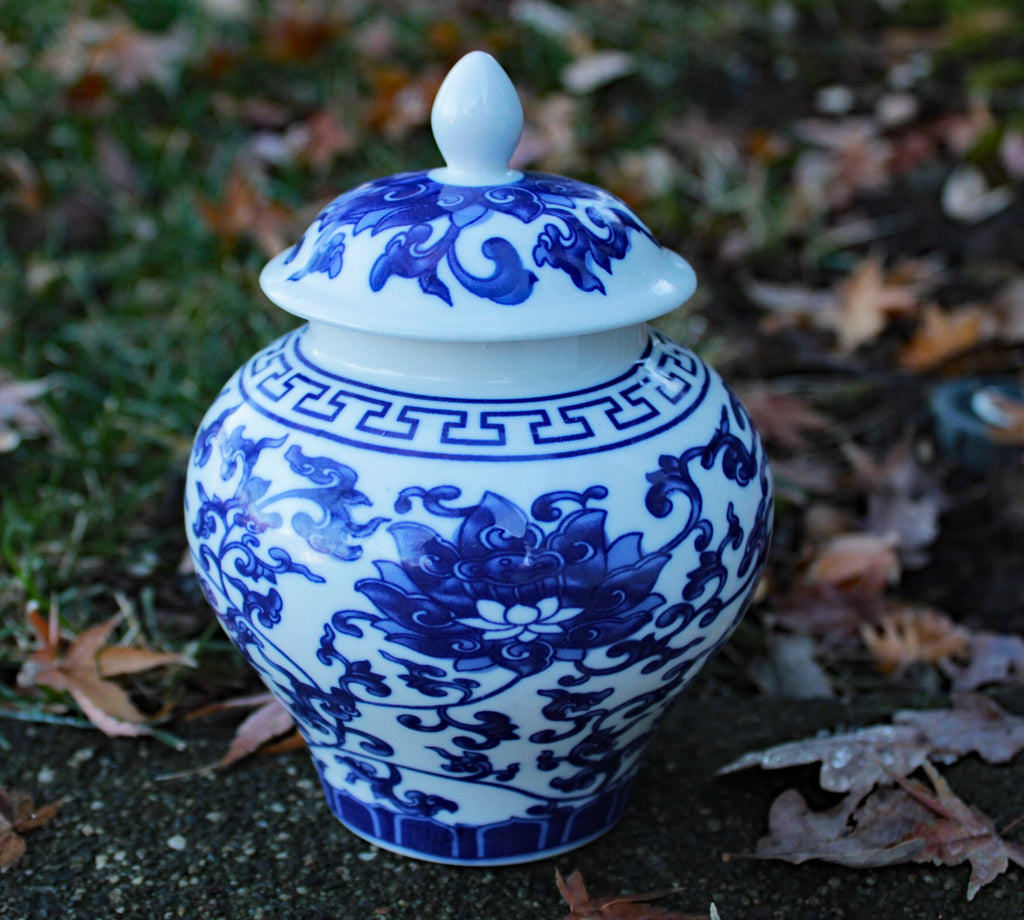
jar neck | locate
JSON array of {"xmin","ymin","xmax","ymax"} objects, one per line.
[{"xmin": 302, "ymin": 322, "xmax": 650, "ymax": 397}]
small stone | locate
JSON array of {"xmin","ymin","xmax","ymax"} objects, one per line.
[
  {"xmin": 358, "ymin": 850, "xmax": 378, "ymax": 861},
  {"xmin": 37, "ymin": 766, "xmax": 56, "ymax": 784},
  {"xmin": 167, "ymin": 835, "xmax": 187, "ymax": 851}
]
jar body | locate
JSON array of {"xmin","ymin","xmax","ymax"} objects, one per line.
[{"xmin": 185, "ymin": 323, "xmax": 771, "ymax": 865}]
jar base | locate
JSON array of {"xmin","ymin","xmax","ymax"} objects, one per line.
[{"xmin": 316, "ymin": 771, "xmax": 635, "ymax": 866}]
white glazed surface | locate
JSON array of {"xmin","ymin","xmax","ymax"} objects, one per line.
[{"xmin": 185, "ymin": 322, "xmax": 771, "ymax": 863}]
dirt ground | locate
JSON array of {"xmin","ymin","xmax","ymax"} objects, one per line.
[{"xmin": 3, "ymin": 690, "xmax": 1023, "ymax": 920}]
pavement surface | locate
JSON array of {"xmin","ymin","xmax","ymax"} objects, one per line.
[{"xmin": 2, "ymin": 691, "xmax": 1022, "ymax": 920}]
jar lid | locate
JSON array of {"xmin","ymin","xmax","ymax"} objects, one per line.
[{"xmin": 260, "ymin": 52, "xmax": 696, "ymax": 342}]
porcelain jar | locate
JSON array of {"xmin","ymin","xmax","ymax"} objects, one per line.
[{"xmin": 185, "ymin": 52, "xmax": 772, "ymax": 865}]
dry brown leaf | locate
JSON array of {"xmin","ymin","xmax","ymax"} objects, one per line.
[
  {"xmin": 16, "ymin": 603, "xmax": 192, "ymax": 739},
  {"xmin": 736, "ymin": 385, "xmax": 832, "ymax": 452},
  {"xmin": 945, "ymin": 631, "xmax": 1024, "ymax": 690},
  {"xmin": 861, "ymin": 606, "xmax": 970, "ymax": 676},
  {"xmin": 260, "ymin": 0, "xmax": 347, "ymax": 63},
  {"xmin": 830, "ymin": 255, "xmax": 919, "ymax": 353},
  {"xmin": 720, "ymin": 694, "xmax": 1024, "ymax": 794},
  {"xmin": 198, "ymin": 166, "xmax": 297, "ymax": 257},
  {"xmin": 754, "ymin": 785, "xmax": 926, "ymax": 868},
  {"xmin": 790, "ymin": 118, "xmax": 893, "ymax": 212},
  {"xmin": 0, "ymin": 786, "xmax": 63, "ymax": 873},
  {"xmin": 364, "ymin": 66, "xmax": 444, "ymax": 141},
  {"xmin": 42, "ymin": 16, "xmax": 190, "ymax": 94},
  {"xmin": 721, "ymin": 722, "xmax": 932, "ymax": 794},
  {"xmin": 895, "ymin": 693, "xmax": 1024, "ymax": 764},
  {"xmin": 897, "ymin": 763, "xmax": 1024, "ymax": 900},
  {"xmin": 213, "ymin": 694, "xmax": 298, "ymax": 768},
  {"xmin": 802, "ymin": 531, "xmax": 901, "ymax": 596},
  {"xmin": 898, "ymin": 303, "xmax": 993, "ymax": 371},
  {"xmin": 747, "ymin": 759, "xmax": 1024, "ymax": 899},
  {"xmin": 556, "ymin": 869, "xmax": 704, "ymax": 920},
  {"xmin": 165, "ymin": 692, "xmax": 301, "ymax": 777},
  {"xmin": 842, "ymin": 440, "xmax": 946, "ymax": 567}
]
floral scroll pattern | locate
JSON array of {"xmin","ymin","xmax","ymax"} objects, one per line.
[
  {"xmin": 187, "ymin": 378, "xmax": 771, "ymax": 857},
  {"xmin": 283, "ymin": 171, "xmax": 656, "ymax": 307}
]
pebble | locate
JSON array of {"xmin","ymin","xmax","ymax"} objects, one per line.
[{"xmin": 167, "ymin": 835, "xmax": 187, "ymax": 851}]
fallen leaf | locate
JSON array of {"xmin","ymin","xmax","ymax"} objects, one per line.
[
  {"xmin": 260, "ymin": 0, "xmax": 347, "ymax": 63},
  {"xmin": 747, "ymin": 255, "xmax": 934, "ymax": 348},
  {"xmin": 802, "ymin": 531, "xmax": 901, "ymax": 596},
  {"xmin": 830, "ymin": 255, "xmax": 919, "ymax": 353},
  {"xmin": 163, "ymin": 692, "xmax": 302, "ymax": 778},
  {"xmin": 894, "ymin": 692, "xmax": 1024, "ymax": 764},
  {"xmin": 561, "ymin": 50, "xmax": 635, "ymax": 95},
  {"xmin": 721, "ymin": 721, "xmax": 932, "ymax": 795},
  {"xmin": 898, "ymin": 304, "xmax": 993, "ymax": 372},
  {"xmin": 42, "ymin": 16, "xmax": 190, "ymax": 94},
  {"xmin": 16, "ymin": 603, "xmax": 192, "ymax": 740},
  {"xmin": 198, "ymin": 165, "xmax": 298, "ymax": 258},
  {"xmin": 364, "ymin": 66, "xmax": 444, "ymax": 141},
  {"xmin": 860, "ymin": 606, "xmax": 970, "ymax": 676},
  {"xmin": 556, "ymin": 869, "xmax": 704, "ymax": 920},
  {"xmin": 209, "ymin": 693, "xmax": 300, "ymax": 768},
  {"xmin": 767, "ymin": 583, "xmax": 875, "ymax": 648},
  {"xmin": 751, "ymin": 759, "xmax": 1024, "ymax": 900},
  {"xmin": 0, "ymin": 373, "xmax": 54, "ymax": 453},
  {"xmin": 754, "ymin": 785, "xmax": 926, "ymax": 868},
  {"xmin": 790, "ymin": 118, "xmax": 893, "ymax": 212},
  {"xmin": 945, "ymin": 631, "xmax": 1024, "ymax": 690},
  {"xmin": 843, "ymin": 439, "xmax": 947, "ymax": 567},
  {"xmin": 736, "ymin": 385, "xmax": 832, "ymax": 452},
  {"xmin": 719, "ymin": 694, "xmax": 1024, "ymax": 794},
  {"xmin": 0, "ymin": 786, "xmax": 63, "ymax": 873}
]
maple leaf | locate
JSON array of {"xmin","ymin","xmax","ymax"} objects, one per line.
[
  {"xmin": 746, "ymin": 256, "xmax": 935, "ymax": 350},
  {"xmin": 16, "ymin": 603, "xmax": 192, "ymax": 740},
  {"xmin": 720, "ymin": 693, "xmax": 1024, "ymax": 795},
  {"xmin": 828, "ymin": 255, "xmax": 919, "ymax": 353},
  {"xmin": 162, "ymin": 693, "xmax": 302, "ymax": 779},
  {"xmin": 0, "ymin": 786, "xmax": 63, "ymax": 873},
  {"xmin": 555, "ymin": 870, "xmax": 706, "ymax": 920},
  {"xmin": 860, "ymin": 605, "xmax": 970, "ymax": 676},
  {"xmin": 898, "ymin": 303, "xmax": 994, "ymax": 372},
  {"xmin": 754, "ymin": 764, "xmax": 1024, "ymax": 901}
]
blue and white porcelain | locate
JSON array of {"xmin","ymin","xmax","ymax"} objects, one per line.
[{"xmin": 186, "ymin": 51, "xmax": 772, "ymax": 865}]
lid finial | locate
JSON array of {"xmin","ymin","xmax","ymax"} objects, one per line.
[{"xmin": 429, "ymin": 51, "xmax": 524, "ymax": 187}]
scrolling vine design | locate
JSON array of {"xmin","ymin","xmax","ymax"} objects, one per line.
[
  {"xmin": 188, "ymin": 390, "xmax": 770, "ymax": 824},
  {"xmin": 283, "ymin": 171, "xmax": 656, "ymax": 306}
]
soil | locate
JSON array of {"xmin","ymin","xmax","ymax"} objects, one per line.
[{"xmin": 3, "ymin": 690, "xmax": 1023, "ymax": 920}]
